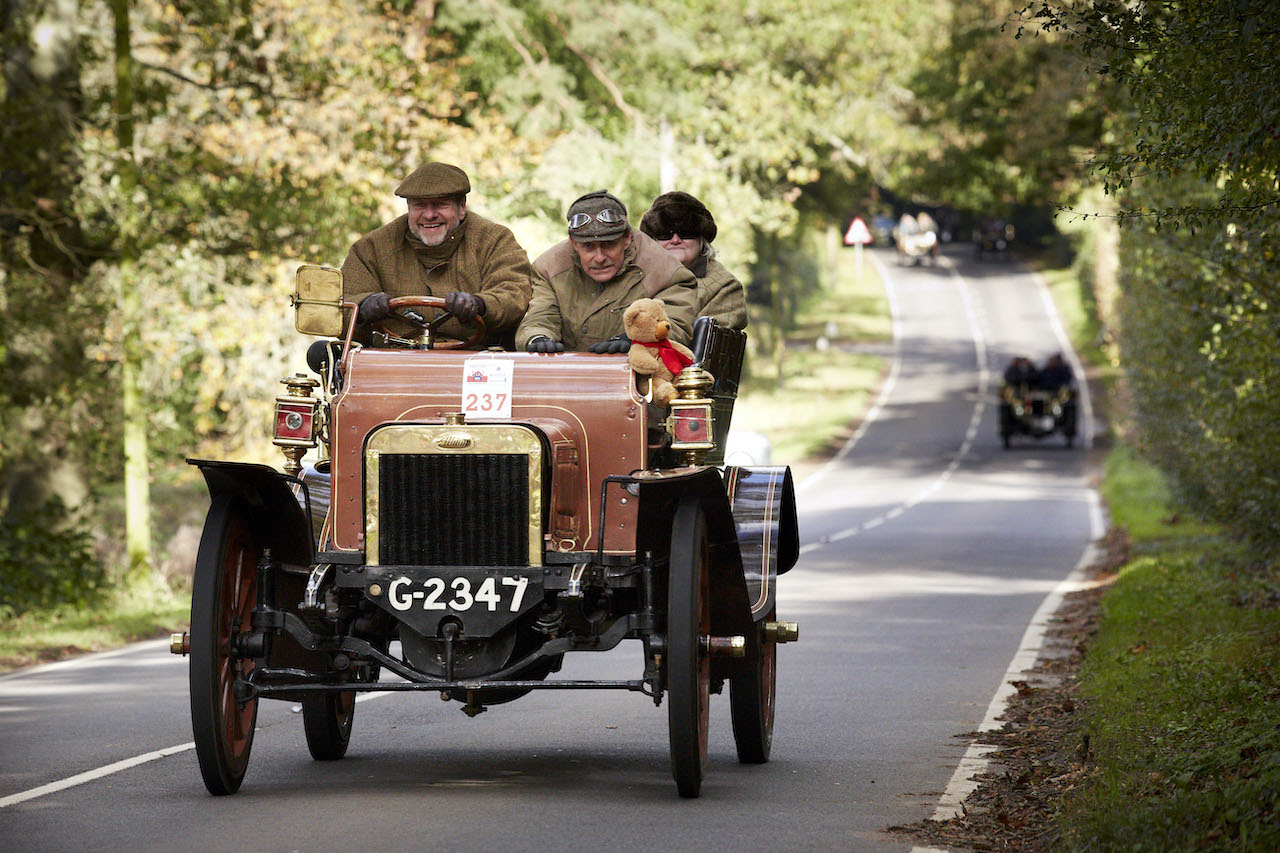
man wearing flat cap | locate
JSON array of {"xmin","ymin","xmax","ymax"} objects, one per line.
[
  {"xmin": 516, "ymin": 190, "xmax": 698, "ymax": 353},
  {"xmin": 341, "ymin": 162, "xmax": 534, "ymax": 348},
  {"xmin": 640, "ymin": 191, "xmax": 748, "ymax": 330}
]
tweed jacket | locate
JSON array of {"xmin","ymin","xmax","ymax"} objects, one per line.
[
  {"xmin": 341, "ymin": 212, "xmax": 533, "ymax": 346},
  {"xmin": 691, "ymin": 249, "xmax": 748, "ymax": 330}
]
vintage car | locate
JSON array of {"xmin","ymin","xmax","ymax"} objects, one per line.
[
  {"xmin": 974, "ymin": 220, "xmax": 1014, "ymax": 262},
  {"xmin": 892, "ymin": 213, "xmax": 940, "ymax": 266},
  {"xmin": 998, "ymin": 380, "xmax": 1078, "ymax": 448},
  {"xmin": 171, "ymin": 266, "xmax": 799, "ymax": 799}
]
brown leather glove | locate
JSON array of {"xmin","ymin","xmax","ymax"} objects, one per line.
[
  {"xmin": 444, "ymin": 291, "xmax": 486, "ymax": 322},
  {"xmin": 356, "ymin": 292, "xmax": 391, "ymax": 324}
]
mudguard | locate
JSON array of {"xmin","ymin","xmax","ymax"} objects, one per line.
[
  {"xmin": 628, "ymin": 465, "xmax": 754, "ymax": 640},
  {"xmin": 724, "ymin": 466, "xmax": 799, "ymax": 619},
  {"xmin": 187, "ymin": 458, "xmax": 315, "ymax": 567}
]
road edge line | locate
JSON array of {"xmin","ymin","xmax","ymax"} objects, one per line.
[
  {"xmin": 796, "ymin": 248, "xmax": 902, "ymax": 493},
  {"xmin": 927, "ymin": 490, "xmax": 1106, "ymax": 825}
]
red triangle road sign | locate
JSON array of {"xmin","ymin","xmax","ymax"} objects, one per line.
[{"xmin": 844, "ymin": 217, "xmax": 872, "ymax": 245}]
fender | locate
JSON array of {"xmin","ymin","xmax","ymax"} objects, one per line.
[
  {"xmin": 187, "ymin": 458, "xmax": 314, "ymax": 567},
  {"xmin": 724, "ymin": 466, "xmax": 799, "ymax": 618},
  {"xmin": 624, "ymin": 465, "xmax": 753, "ymax": 639}
]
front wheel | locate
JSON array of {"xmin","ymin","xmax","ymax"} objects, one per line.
[
  {"xmin": 190, "ymin": 496, "xmax": 260, "ymax": 795},
  {"xmin": 302, "ymin": 691, "xmax": 355, "ymax": 760},
  {"xmin": 730, "ymin": 608, "xmax": 777, "ymax": 764},
  {"xmin": 667, "ymin": 497, "xmax": 711, "ymax": 798}
]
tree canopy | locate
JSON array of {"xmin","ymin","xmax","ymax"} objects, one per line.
[{"xmin": 6, "ymin": 0, "xmax": 1276, "ymax": 599}]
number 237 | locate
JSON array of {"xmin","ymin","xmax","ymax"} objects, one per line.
[{"xmin": 464, "ymin": 392, "xmax": 507, "ymax": 412}]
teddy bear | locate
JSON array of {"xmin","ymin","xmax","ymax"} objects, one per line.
[{"xmin": 624, "ymin": 298, "xmax": 695, "ymax": 406}]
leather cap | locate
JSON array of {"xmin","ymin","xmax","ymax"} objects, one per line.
[{"xmin": 395, "ymin": 162, "xmax": 471, "ymax": 199}]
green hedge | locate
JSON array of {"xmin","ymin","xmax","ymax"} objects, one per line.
[
  {"xmin": 1118, "ymin": 175, "xmax": 1280, "ymax": 545},
  {"xmin": 0, "ymin": 498, "xmax": 104, "ymax": 617}
]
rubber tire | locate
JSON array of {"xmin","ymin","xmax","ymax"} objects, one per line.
[
  {"xmin": 190, "ymin": 495, "xmax": 260, "ymax": 795},
  {"xmin": 302, "ymin": 691, "xmax": 355, "ymax": 760},
  {"xmin": 667, "ymin": 497, "xmax": 711, "ymax": 798},
  {"xmin": 730, "ymin": 608, "xmax": 777, "ymax": 764}
]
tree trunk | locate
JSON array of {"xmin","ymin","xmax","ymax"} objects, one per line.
[
  {"xmin": 0, "ymin": 0, "xmax": 94, "ymax": 525},
  {"xmin": 111, "ymin": 0, "xmax": 152, "ymax": 578},
  {"xmin": 769, "ymin": 232, "xmax": 785, "ymax": 388}
]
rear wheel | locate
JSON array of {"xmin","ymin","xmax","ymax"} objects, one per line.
[
  {"xmin": 190, "ymin": 496, "xmax": 260, "ymax": 795},
  {"xmin": 667, "ymin": 497, "xmax": 711, "ymax": 798},
  {"xmin": 730, "ymin": 608, "xmax": 777, "ymax": 764},
  {"xmin": 302, "ymin": 691, "xmax": 355, "ymax": 760}
]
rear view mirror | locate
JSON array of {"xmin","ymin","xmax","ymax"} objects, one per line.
[{"xmin": 293, "ymin": 265, "xmax": 345, "ymax": 337}]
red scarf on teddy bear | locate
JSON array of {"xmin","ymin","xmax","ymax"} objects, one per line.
[{"xmin": 636, "ymin": 340, "xmax": 694, "ymax": 375}]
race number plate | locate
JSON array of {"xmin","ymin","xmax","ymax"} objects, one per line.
[
  {"xmin": 462, "ymin": 356, "xmax": 513, "ymax": 419},
  {"xmin": 364, "ymin": 566, "xmax": 543, "ymax": 638}
]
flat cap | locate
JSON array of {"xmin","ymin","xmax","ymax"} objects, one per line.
[
  {"xmin": 640, "ymin": 191, "xmax": 717, "ymax": 243},
  {"xmin": 395, "ymin": 162, "xmax": 471, "ymax": 199},
  {"xmin": 566, "ymin": 190, "xmax": 629, "ymax": 241}
]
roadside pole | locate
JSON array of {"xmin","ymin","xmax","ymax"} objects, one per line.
[{"xmin": 844, "ymin": 216, "xmax": 873, "ymax": 285}]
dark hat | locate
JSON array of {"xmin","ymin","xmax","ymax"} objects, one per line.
[
  {"xmin": 566, "ymin": 190, "xmax": 629, "ymax": 241},
  {"xmin": 395, "ymin": 162, "xmax": 471, "ymax": 199},
  {"xmin": 640, "ymin": 191, "xmax": 717, "ymax": 243}
]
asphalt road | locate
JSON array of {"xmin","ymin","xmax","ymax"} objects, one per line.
[{"xmin": 0, "ymin": 245, "xmax": 1100, "ymax": 852}]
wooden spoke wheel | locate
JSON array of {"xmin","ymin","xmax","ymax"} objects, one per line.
[
  {"xmin": 190, "ymin": 496, "xmax": 260, "ymax": 795},
  {"xmin": 302, "ymin": 690, "xmax": 355, "ymax": 761},
  {"xmin": 667, "ymin": 497, "xmax": 711, "ymax": 798},
  {"xmin": 730, "ymin": 607, "xmax": 777, "ymax": 764}
]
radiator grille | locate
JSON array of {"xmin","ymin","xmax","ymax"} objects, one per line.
[{"xmin": 378, "ymin": 454, "xmax": 529, "ymax": 566}]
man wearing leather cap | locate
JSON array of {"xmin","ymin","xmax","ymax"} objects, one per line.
[
  {"xmin": 341, "ymin": 162, "xmax": 534, "ymax": 348},
  {"xmin": 640, "ymin": 191, "xmax": 747, "ymax": 330},
  {"xmin": 516, "ymin": 190, "xmax": 698, "ymax": 353}
]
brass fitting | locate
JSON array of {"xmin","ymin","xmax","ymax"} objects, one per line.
[
  {"xmin": 764, "ymin": 621, "xmax": 800, "ymax": 643},
  {"xmin": 273, "ymin": 373, "xmax": 321, "ymax": 477},
  {"xmin": 702, "ymin": 635, "xmax": 747, "ymax": 658},
  {"xmin": 667, "ymin": 366, "xmax": 716, "ymax": 465}
]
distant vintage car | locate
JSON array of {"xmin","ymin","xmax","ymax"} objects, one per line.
[
  {"xmin": 893, "ymin": 213, "xmax": 939, "ymax": 266},
  {"xmin": 998, "ymin": 381, "xmax": 1078, "ymax": 448},
  {"xmin": 173, "ymin": 265, "xmax": 800, "ymax": 799},
  {"xmin": 974, "ymin": 220, "xmax": 1014, "ymax": 261}
]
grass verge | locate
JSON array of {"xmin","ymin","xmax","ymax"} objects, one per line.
[
  {"xmin": 733, "ymin": 249, "xmax": 889, "ymax": 464},
  {"xmin": 1057, "ymin": 447, "xmax": 1280, "ymax": 850},
  {"xmin": 0, "ymin": 583, "xmax": 191, "ymax": 673}
]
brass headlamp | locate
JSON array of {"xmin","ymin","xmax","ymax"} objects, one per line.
[
  {"xmin": 272, "ymin": 373, "xmax": 320, "ymax": 477},
  {"xmin": 666, "ymin": 366, "xmax": 716, "ymax": 466}
]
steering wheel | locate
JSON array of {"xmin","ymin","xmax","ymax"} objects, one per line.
[{"xmin": 374, "ymin": 295, "xmax": 486, "ymax": 350}]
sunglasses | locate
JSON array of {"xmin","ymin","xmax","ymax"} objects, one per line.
[
  {"xmin": 568, "ymin": 208, "xmax": 626, "ymax": 229},
  {"xmin": 653, "ymin": 230, "xmax": 700, "ymax": 242}
]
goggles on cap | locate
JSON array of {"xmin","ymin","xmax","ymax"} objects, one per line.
[{"xmin": 568, "ymin": 208, "xmax": 626, "ymax": 230}]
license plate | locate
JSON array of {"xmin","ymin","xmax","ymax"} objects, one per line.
[{"xmin": 383, "ymin": 573, "xmax": 532, "ymax": 614}]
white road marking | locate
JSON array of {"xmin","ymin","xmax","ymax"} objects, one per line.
[
  {"xmin": 797, "ymin": 250, "xmax": 903, "ymax": 494},
  {"xmin": 0, "ymin": 665, "xmax": 393, "ymax": 809},
  {"xmin": 0, "ymin": 742, "xmax": 195, "ymax": 808},
  {"xmin": 1032, "ymin": 268, "xmax": 1095, "ymax": 448},
  {"xmin": 925, "ymin": 490, "xmax": 1106, "ymax": 827},
  {"xmin": 799, "ymin": 254, "xmax": 990, "ymax": 551}
]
